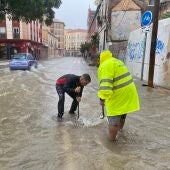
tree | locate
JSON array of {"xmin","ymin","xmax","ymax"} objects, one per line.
[
  {"xmin": 80, "ymin": 33, "xmax": 99, "ymax": 57},
  {"xmin": 80, "ymin": 42, "xmax": 91, "ymax": 57},
  {"xmin": 91, "ymin": 32, "xmax": 99, "ymax": 48},
  {"xmin": 80, "ymin": 44, "xmax": 86, "ymax": 54},
  {"xmin": 0, "ymin": 0, "xmax": 62, "ymax": 25}
]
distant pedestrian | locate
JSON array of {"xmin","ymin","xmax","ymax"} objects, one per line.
[
  {"xmin": 97, "ymin": 50, "xmax": 140, "ymax": 141},
  {"xmin": 55, "ymin": 74, "xmax": 91, "ymax": 119}
]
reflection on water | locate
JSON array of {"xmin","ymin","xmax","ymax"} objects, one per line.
[{"xmin": 0, "ymin": 57, "xmax": 170, "ymax": 170}]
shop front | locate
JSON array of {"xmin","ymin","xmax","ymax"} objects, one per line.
[{"xmin": 0, "ymin": 39, "xmax": 42, "ymax": 60}]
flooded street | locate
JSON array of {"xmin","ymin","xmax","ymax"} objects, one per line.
[{"xmin": 0, "ymin": 57, "xmax": 170, "ymax": 170}]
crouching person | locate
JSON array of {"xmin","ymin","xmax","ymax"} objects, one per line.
[{"xmin": 56, "ymin": 74, "xmax": 91, "ymax": 119}]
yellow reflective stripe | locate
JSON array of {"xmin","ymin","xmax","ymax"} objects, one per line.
[
  {"xmin": 100, "ymin": 72, "xmax": 130, "ymax": 84},
  {"xmin": 112, "ymin": 79, "xmax": 133, "ymax": 90},
  {"xmin": 99, "ymin": 79, "xmax": 133, "ymax": 91},
  {"xmin": 100, "ymin": 86, "xmax": 113, "ymax": 90},
  {"xmin": 100, "ymin": 79, "xmax": 113, "ymax": 84},
  {"xmin": 113, "ymin": 72, "xmax": 130, "ymax": 82}
]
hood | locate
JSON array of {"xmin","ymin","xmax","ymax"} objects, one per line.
[{"xmin": 99, "ymin": 50, "xmax": 113, "ymax": 64}]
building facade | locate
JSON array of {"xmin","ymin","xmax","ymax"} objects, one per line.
[
  {"xmin": 94, "ymin": 0, "xmax": 146, "ymax": 61},
  {"xmin": 87, "ymin": 7, "xmax": 97, "ymax": 42},
  {"xmin": 50, "ymin": 19, "xmax": 65, "ymax": 57},
  {"xmin": 64, "ymin": 29, "xmax": 87, "ymax": 56},
  {"xmin": 41, "ymin": 21, "xmax": 58, "ymax": 59},
  {"xmin": 0, "ymin": 16, "xmax": 42, "ymax": 59}
]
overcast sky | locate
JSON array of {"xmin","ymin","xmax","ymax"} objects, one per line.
[{"xmin": 54, "ymin": 0, "xmax": 96, "ymax": 29}]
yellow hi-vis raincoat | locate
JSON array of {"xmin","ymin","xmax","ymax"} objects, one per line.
[{"xmin": 98, "ymin": 50, "xmax": 140, "ymax": 116}]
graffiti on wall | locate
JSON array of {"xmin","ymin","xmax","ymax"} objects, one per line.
[
  {"xmin": 156, "ymin": 39, "xmax": 164, "ymax": 55},
  {"xmin": 128, "ymin": 38, "xmax": 165, "ymax": 60},
  {"xmin": 127, "ymin": 40, "xmax": 145, "ymax": 61}
]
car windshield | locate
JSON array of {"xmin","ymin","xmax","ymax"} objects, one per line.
[{"xmin": 13, "ymin": 54, "xmax": 27, "ymax": 60}]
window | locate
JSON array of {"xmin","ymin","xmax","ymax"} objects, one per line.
[
  {"xmin": 0, "ymin": 27, "xmax": 5, "ymax": 33},
  {"xmin": 28, "ymin": 55, "xmax": 33, "ymax": 60},
  {"xmin": 13, "ymin": 54, "xmax": 26, "ymax": 60},
  {"xmin": 13, "ymin": 27, "xmax": 20, "ymax": 39},
  {"xmin": 0, "ymin": 27, "xmax": 6, "ymax": 38},
  {"xmin": 13, "ymin": 27, "xmax": 19, "ymax": 34}
]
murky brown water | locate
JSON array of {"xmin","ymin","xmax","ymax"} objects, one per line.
[{"xmin": 0, "ymin": 57, "xmax": 170, "ymax": 170}]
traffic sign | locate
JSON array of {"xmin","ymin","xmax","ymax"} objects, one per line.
[{"xmin": 141, "ymin": 11, "xmax": 152, "ymax": 27}]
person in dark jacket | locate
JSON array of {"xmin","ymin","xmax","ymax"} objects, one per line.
[{"xmin": 55, "ymin": 74, "xmax": 91, "ymax": 119}]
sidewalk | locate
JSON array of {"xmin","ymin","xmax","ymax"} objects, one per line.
[
  {"xmin": 0, "ymin": 60, "xmax": 9, "ymax": 69},
  {"xmin": 135, "ymin": 78, "xmax": 170, "ymax": 93}
]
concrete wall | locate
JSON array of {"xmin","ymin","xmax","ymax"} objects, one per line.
[
  {"xmin": 111, "ymin": 11, "xmax": 141, "ymax": 40},
  {"xmin": 126, "ymin": 18, "xmax": 170, "ymax": 88},
  {"xmin": 41, "ymin": 47, "xmax": 48, "ymax": 59}
]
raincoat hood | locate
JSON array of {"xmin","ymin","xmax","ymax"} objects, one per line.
[{"xmin": 99, "ymin": 50, "xmax": 112, "ymax": 64}]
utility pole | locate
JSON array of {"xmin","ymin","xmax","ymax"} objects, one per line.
[{"xmin": 148, "ymin": 0, "xmax": 160, "ymax": 87}]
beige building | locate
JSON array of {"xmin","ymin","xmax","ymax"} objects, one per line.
[
  {"xmin": 64, "ymin": 29, "xmax": 87, "ymax": 56},
  {"xmin": 47, "ymin": 32, "xmax": 59, "ymax": 58},
  {"xmin": 20, "ymin": 20, "xmax": 42, "ymax": 43},
  {"xmin": 42, "ymin": 22, "xmax": 49, "ymax": 47},
  {"xmin": 50, "ymin": 19, "xmax": 65, "ymax": 57},
  {"xmin": 41, "ymin": 21, "xmax": 58, "ymax": 58}
]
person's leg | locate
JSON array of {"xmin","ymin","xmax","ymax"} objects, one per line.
[
  {"xmin": 107, "ymin": 116, "xmax": 122, "ymax": 141},
  {"xmin": 66, "ymin": 92, "xmax": 78, "ymax": 114},
  {"xmin": 119, "ymin": 114, "xmax": 127, "ymax": 130},
  {"xmin": 56, "ymin": 85, "xmax": 65, "ymax": 118},
  {"xmin": 108, "ymin": 125, "xmax": 120, "ymax": 141},
  {"xmin": 69, "ymin": 98, "xmax": 78, "ymax": 113}
]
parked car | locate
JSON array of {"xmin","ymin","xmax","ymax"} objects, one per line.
[{"xmin": 9, "ymin": 53, "xmax": 38, "ymax": 70}]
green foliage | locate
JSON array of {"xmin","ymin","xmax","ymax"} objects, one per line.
[
  {"xmin": 80, "ymin": 44, "xmax": 86, "ymax": 54},
  {"xmin": 80, "ymin": 42, "xmax": 91, "ymax": 55},
  {"xmin": 91, "ymin": 32, "xmax": 99, "ymax": 48},
  {"xmin": 80, "ymin": 33, "xmax": 99, "ymax": 55},
  {"xmin": 161, "ymin": 12, "xmax": 170, "ymax": 19},
  {"xmin": 0, "ymin": 0, "xmax": 62, "ymax": 25}
]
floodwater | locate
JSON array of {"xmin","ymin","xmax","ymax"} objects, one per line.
[{"xmin": 0, "ymin": 57, "xmax": 170, "ymax": 170}]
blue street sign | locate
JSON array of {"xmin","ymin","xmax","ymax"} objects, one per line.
[{"xmin": 141, "ymin": 11, "xmax": 152, "ymax": 27}]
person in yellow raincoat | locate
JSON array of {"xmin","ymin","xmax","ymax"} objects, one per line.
[{"xmin": 98, "ymin": 50, "xmax": 140, "ymax": 141}]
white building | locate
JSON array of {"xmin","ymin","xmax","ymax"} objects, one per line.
[{"xmin": 64, "ymin": 29, "xmax": 87, "ymax": 56}]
